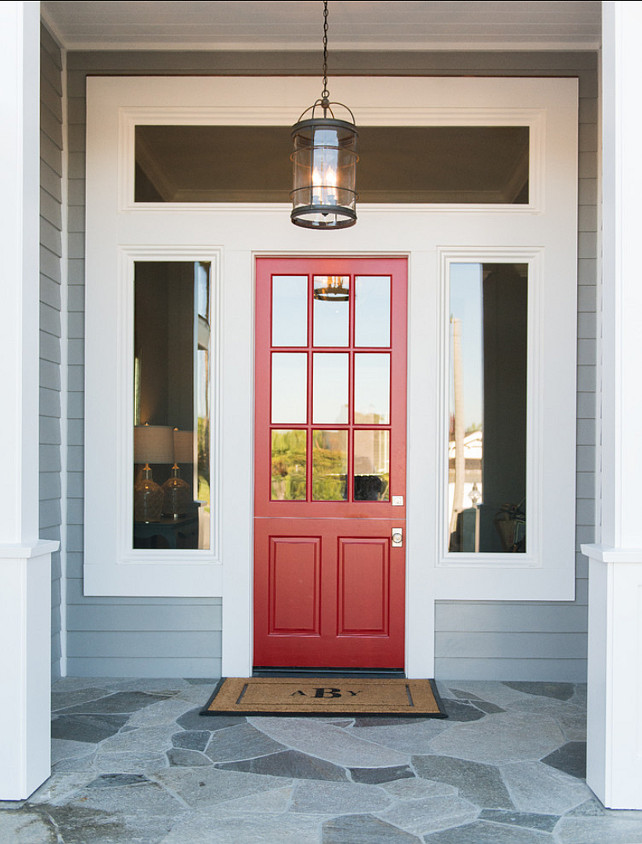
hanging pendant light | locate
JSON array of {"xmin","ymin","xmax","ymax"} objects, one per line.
[{"xmin": 290, "ymin": 1, "xmax": 358, "ymax": 229}]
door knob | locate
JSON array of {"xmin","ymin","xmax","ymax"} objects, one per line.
[{"xmin": 392, "ymin": 527, "xmax": 403, "ymax": 547}]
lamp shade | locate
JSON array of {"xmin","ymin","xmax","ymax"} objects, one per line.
[
  {"xmin": 173, "ymin": 428, "xmax": 194, "ymax": 464},
  {"xmin": 134, "ymin": 424, "xmax": 173, "ymax": 464}
]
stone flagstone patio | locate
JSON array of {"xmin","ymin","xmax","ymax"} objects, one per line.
[{"xmin": 2, "ymin": 679, "xmax": 642, "ymax": 842}]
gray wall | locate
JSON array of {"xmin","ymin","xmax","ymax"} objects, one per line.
[
  {"xmin": 66, "ymin": 58, "xmax": 222, "ymax": 674},
  {"xmin": 40, "ymin": 24, "xmax": 64, "ymax": 679},
  {"xmin": 63, "ymin": 49, "xmax": 596, "ymax": 680}
]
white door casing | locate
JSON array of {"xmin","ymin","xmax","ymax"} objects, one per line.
[{"xmin": 84, "ymin": 76, "xmax": 578, "ymax": 677}]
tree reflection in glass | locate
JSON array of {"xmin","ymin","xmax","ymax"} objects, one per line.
[
  {"xmin": 271, "ymin": 430, "xmax": 306, "ymax": 501},
  {"xmin": 312, "ymin": 430, "xmax": 348, "ymax": 501}
]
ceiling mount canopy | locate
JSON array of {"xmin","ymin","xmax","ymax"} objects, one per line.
[{"xmin": 290, "ymin": 0, "xmax": 358, "ymax": 230}]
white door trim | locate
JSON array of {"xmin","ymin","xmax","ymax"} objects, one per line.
[{"xmin": 84, "ymin": 75, "xmax": 578, "ymax": 678}]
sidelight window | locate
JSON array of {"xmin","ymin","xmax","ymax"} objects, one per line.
[{"xmin": 447, "ymin": 262, "xmax": 528, "ymax": 554}]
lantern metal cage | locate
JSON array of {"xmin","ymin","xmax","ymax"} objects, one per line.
[
  {"xmin": 290, "ymin": 100, "xmax": 359, "ymax": 230},
  {"xmin": 290, "ymin": 1, "xmax": 358, "ymax": 230}
]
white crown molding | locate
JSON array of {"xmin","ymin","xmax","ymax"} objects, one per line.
[{"xmin": 41, "ymin": 38, "xmax": 602, "ymax": 53}]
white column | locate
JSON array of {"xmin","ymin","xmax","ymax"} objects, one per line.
[
  {"xmin": 0, "ymin": 1, "xmax": 58, "ymax": 800},
  {"xmin": 582, "ymin": 0, "xmax": 642, "ymax": 810}
]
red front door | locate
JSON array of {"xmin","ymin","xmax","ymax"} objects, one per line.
[{"xmin": 253, "ymin": 257, "xmax": 407, "ymax": 669}]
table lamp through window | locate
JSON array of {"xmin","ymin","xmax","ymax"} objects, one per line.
[
  {"xmin": 161, "ymin": 428, "xmax": 194, "ymax": 518},
  {"xmin": 134, "ymin": 424, "xmax": 173, "ymax": 522}
]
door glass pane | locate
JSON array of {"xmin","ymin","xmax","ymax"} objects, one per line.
[
  {"xmin": 133, "ymin": 261, "xmax": 210, "ymax": 550},
  {"xmin": 313, "ymin": 276, "xmax": 350, "ymax": 346},
  {"xmin": 313, "ymin": 353, "xmax": 349, "ymax": 424},
  {"xmin": 448, "ymin": 262, "xmax": 527, "ymax": 553},
  {"xmin": 271, "ymin": 353, "xmax": 307, "ymax": 423},
  {"xmin": 355, "ymin": 276, "xmax": 390, "ymax": 347},
  {"xmin": 272, "ymin": 276, "xmax": 308, "ymax": 347},
  {"xmin": 271, "ymin": 430, "xmax": 306, "ymax": 501},
  {"xmin": 312, "ymin": 430, "xmax": 348, "ymax": 500},
  {"xmin": 354, "ymin": 431, "xmax": 390, "ymax": 501},
  {"xmin": 354, "ymin": 354, "xmax": 390, "ymax": 424}
]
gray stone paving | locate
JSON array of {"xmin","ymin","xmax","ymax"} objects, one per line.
[{"xmin": 2, "ymin": 679, "xmax": 642, "ymax": 842}]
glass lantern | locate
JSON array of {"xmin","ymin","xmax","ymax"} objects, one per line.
[{"xmin": 290, "ymin": 109, "xmax": 358, "ymax": 230}]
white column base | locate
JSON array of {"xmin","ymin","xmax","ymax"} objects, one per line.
[
  {"xmin": 0, "ymin": 541, "xmax": 57, "ymax": 800},
  {"xmin": 583, "ymin": 543, "xmax": 642, "ymax": 809}
]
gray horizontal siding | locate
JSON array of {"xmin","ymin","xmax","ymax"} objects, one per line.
[
  {"xmin": 67, "ymin": 631, "xmax": 222, "ymax": 659},
  {"xmin": 65, "ymin": 579, "xmax": 222, "ymax": 607},
  {"xmin": 64, "ymin": 47, "xmax": 596, "ymax": 680},
  {"xmin": 436, "ymin": 632, "xmax": 587, "ymax": 661},
  {"xmin": 40, "ymin": 23, "xmax": 64, "ymax": 679},
  {"xmin": 433, "ymin": 659, "xmax": 587, "ymax": 683},
  {"xmin": 68, "ymin": 603, "xmax": 223, "ymax": 631},
  {"xmin": 435, "ymin": 602, "xmax": 588, "ymax": 634},
  {"xmin": 66, "ymin": 657, "xmax": 221, "ymax": 679}
]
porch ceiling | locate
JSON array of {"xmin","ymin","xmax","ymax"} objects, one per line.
[{"xmin": 41, "ymin": 1, "xmax": 601, "ymax": 52}]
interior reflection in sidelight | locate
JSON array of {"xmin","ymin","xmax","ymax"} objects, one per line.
[
  {"xmin": 132, "ymin": 261, "xmax": 211, "ymax": 550},
  {"xmin": 448, "ymin": 263, "xmax": 527, "ymax": 553}
]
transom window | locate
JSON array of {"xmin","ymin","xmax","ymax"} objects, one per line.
[{"xmin": 135, "ymin": 125, "xmax": 529, "ymax": 204}]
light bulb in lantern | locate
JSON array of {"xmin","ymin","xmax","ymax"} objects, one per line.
[
  {"xmin": 324, "ymin": 165, "xmax": 337, "ymax": 205},
  {"xmin": 312, "ymin": 166, "xmax": 322, "ymax": 205}
]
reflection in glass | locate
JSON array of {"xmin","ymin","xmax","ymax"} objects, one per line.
[
  {"xmin": 312, "ymin": 430, "xmax": 348, "ymax": 500},
  {"xmin": 354, "ymin": 354, "xmax": 390, "ymax": 424},
  {"xmin": 271, "ymin": 430, "xmax": 306, "ymax": 500},
  {"xmin": 272, "ymin": 276, "xmax": 308, "ymax": 347},
  {"xmin": 133, "ymin": 261, "xmax": 211, "ymax": 550},
  {"xmin": 313, "ymin": 276, "xmax": 349, "ymax": 346},
  {"xmin": 355, "ymin": 277, "xmax": 390, "ymax": 347},
  {"xmin": 313, "ymin": 354, "xmax": 349, "ymax": 424},
  {"xmin": 448, "ymin": 263, "xmax": 527, "ymax": 553},
  {"xmin": 271, "ymin": 353, "xmax": 307, "ymax": 423},
  {"xmin": 354, "ymin": 431, "xmax": 390, "ymax": 501}
]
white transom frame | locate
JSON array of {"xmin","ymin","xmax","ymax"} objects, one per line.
[
  {"xmin": 83, "ymin": 74, "xmax": 578, "ymax": 215},
  {"xmin": 118, "ymin": 102, "xmax": 545, "ymax": 214},
  {"xmin": 85, "ymin": 75, "xmax": 578, "ymax": 677}
]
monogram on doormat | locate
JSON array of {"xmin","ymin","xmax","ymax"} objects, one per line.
[{"xmin": 201, "ymin": 677, "xmax": 447, "ymax": 717}]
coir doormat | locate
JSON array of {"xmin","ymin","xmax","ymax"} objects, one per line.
[{"xmin": 201, "ymin": 677, "xmax": 447, "ymax": 717}]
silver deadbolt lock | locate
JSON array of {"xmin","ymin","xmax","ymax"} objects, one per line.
[{"xmin": 391, "ymin": 527, "xmax": 403, "ymax": 548}]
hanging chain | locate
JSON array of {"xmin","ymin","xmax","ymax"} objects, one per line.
[{"xmin": 321, "ymin": 0, "xmax": 330, "ymax": 105}]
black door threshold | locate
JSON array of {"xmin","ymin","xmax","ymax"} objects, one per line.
[{"xmin": 252, "ymin": 666, "xmax": 406, "ymax": 679}]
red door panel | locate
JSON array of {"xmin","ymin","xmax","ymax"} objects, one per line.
[
  {"xmin": 338, "ymin": 538, "xmax": 389, "ymax": 635},
  {"xmin": 269, "ymin": 537, "xmax": 321, "ymax": 635},
  {"xmin": 254, "ymin": 257, "xmax": 407, "ymax": 669}
]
